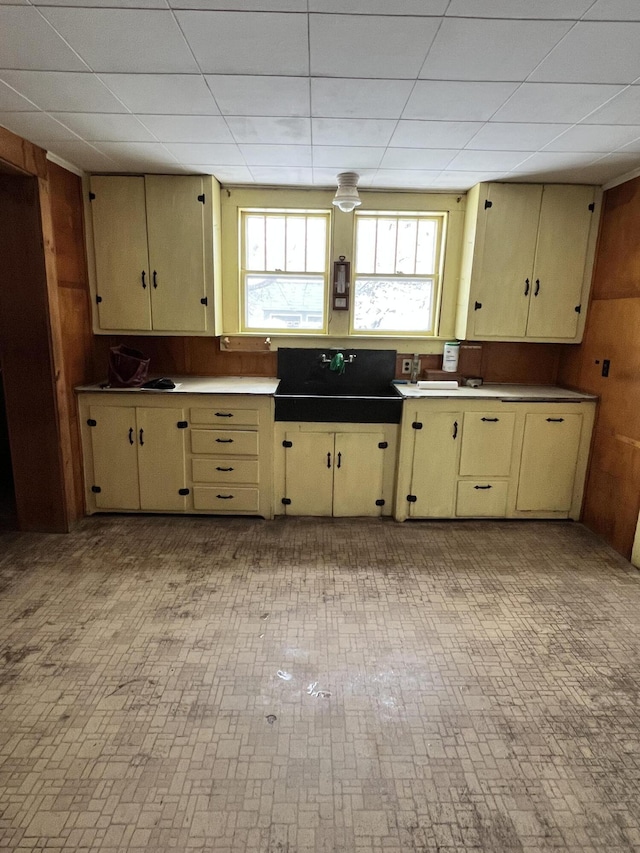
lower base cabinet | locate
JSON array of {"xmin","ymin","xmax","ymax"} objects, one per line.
[{"xmin": 516, "ymin": 413, "xmax": 583, "ymax": 512}]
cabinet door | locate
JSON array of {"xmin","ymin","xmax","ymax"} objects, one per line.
[
  {"xmin": 459, "ymin": 411, "xmax": 515, "ymax": 476},
  {"xmin": 90, "ymin": 176, "xmax": 152, "ymax": 331},
  {"xmin": 333, "ymin": 432, "xmax": 385, "ymax": 517},
  {"xmin": 472, "ymin": 184, "xmax": 542, "ymax": 338},
  {"xmin": 526, "ymin": 185, "xmax": 595, "ymax": 339},
  {"xmin": 409, "ymin": 412, "xmax": 461, "ymax": 517},
  {"xmin": 145, "ymin": 176, "xmax": 208, "ymax": 333},
  {"xmin": 516, "ymin": 413, "xmax": 583, "ymax": 511},
  {"xmin": 89, "ymin": 405, "xmax": 140, "ymax": 509},
  {"xmin": 284, "ymin": 431, "xmax": 333, "ymax": 516},
  {"xmin": 136, "ymin": 407, "xmax": 187, "ymax": 511}
]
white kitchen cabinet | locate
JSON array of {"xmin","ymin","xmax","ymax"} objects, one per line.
[
  {"xmin": 456, "ymin": 182, "xmax": 601, "ymax": 343},
  {"xmin": 86, "ymin": 404, "xmax": 187, "ymax": 512},
  {"xmin": 87, "ymin": 175, "xmax": 221, "ymax": 336}
]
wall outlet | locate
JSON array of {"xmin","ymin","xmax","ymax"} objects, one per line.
[{"xmin": 402, "ymin": 359, "xmax": 412, "ymax": 374}]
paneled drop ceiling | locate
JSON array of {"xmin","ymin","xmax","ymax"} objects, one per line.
[{"xmin": 1, "ymin": 0, "xmax": 640, "ymax": 189}]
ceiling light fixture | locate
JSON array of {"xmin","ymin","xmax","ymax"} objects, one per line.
[{"xmin": 332, "ymin": 171, "xmax": 362, "ymax": 213}]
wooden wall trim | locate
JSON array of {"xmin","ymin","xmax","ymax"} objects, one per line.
[{"xmin": 0, "ymin": 126, "xmax": 47, "ymax": 178}]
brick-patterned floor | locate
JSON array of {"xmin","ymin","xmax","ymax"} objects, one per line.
[{"xmin": 0, "ymin": 516, "xmax": 639, "ymax": 852}]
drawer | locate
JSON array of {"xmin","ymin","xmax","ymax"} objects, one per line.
[
  {"xmin": 459, "ymin": 412, "xmax": 515, "ymax": 477},
  {"xmin": 456, "ymin": 481, "xmax": 508, "ymax": 517},
  {"xmin": 191, "ymin": 429, "xmax": 258, "ymax": 456},
  {"xmin": 193, "ymin": 486, "xmax": 259, "ymax": 512},
  {"xmin": 190, "ymin": 407, "xmax": 259, "ymax": 427},
  {"xmin": 191, "ymin": 458, "xmax": 259, "ymax": 484}
]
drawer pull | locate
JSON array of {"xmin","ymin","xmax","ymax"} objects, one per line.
[
  {"xmin": 216, "ymin": 466, "xmax": 234, "ymax": 472},
  {"xmin": 215, "ymin": 438, "xmax": 234, "ymax": 443},
  {"xmin": 481, "ymin": 417, "xmax": 499, "ymax": 422},
  {"xmin": 546, "ymin": 417, "xmax": 564, "ymax": 423},
  {"xmin": 216, "ymin": 494, "xmax": 234, "ymax": 500},
  {"xmin": 215, "ymin": 412, "xmax": 233, "ymax": 418},
  {"xmin": 474, "ymin": 485, "xmax": 492, "ymax": 490}
]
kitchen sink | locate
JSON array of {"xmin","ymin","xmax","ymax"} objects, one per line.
[{"xmin": 275, "ymin": 348, "xmax": 403, "ymax": 423}]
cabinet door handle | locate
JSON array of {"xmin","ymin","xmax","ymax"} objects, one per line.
[
  {"xmin": 139, "ymin": 428, "xmax": 144, "ymax": 446},
  {"xmin": 216, "ymin": 466, "xmax": 234, "ymax": 472},
  {"xmin": 337, "ymin": 451, "xmax": 342, "ymax": 469},
  {"xmin": 152, "ymin": 270, "xmax": 158, "ymax": 289},
  {"xmin": 327, "ymin": 452, "xmax": 332, "ymax": 469},
  {"xmin": 215, "ymin": 412, "xmax": 233, "ymax": 418},
  {"xmin": 216, "ymin": 494, "xmax": 233, "ymax": 500},
  {"xmin": 128, "ymin": 427, "xmax": 134, "ymax": 445},
  {"xmin": 141, "ymin": 270, "xmax": 146, "ymax": 289},
  {"xmin": 524, "ymin": 278, "xmax": 530, "ymax": 296},
  {"xmin": 481, "ymin": 417, "xmax": 499, "ymax": 422},
  {"xmin": 546, "ymin": 417, "xmax": 565, "ymax": 423},
  {"xmin": 453, "ymin": 421, "xmax": 458, "ymax": 439},
  {"xmin": 215, "ymin": 438, "xmax": 233, "ymax": 443},
  {"xmin": 534, "ymin": 278, "xmax": 540, "ymax": 296},
  {"xmin": 474, "ymin": 485, "xmax": 492, "ymax": 490}
]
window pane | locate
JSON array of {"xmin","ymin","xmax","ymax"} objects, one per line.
[
  {"xmin": 245, "ymin": 274, "xmax": 325, "ymax": 330},
  {"xmin": 416, "ymin": 219, "xmax": 437, "ymax": 273},
  {"xmin": 245, "ymin": 215, "xmax": 265, "ymax": 271},
  {"xmin": 353, "ymin": 277, "xmax": 434, "ymax": 332},
  {"xmin": 265, "ymin": 216, "xmax": 285, "ymax": 271},
  {"xmin": 285, "ymin": 216, "xmax": 306, "ymax": 271},
  {"xmin": 395, "ymin": 219, "xmax": 418, "ymax": 274},
  {"xmin": 355, "ymin": 217, "xmax": 376, "ymax": 273},
  {"xmin": 375, "ymin": 219, "xmax": 397, "ymax": 274},
  {"xmin": 306, "ymin": 218, "xmax": 326, "ymax": 272}
]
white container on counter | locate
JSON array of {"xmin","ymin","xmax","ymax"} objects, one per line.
[{"xmin": 442, "ymin": 341, "xmax": 460, "ymax": 373}]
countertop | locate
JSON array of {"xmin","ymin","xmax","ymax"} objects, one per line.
[
  {"xmin": 395, "ymin": 383, "xmax": 597, "ymax": 402},
  {"xmin": 75, "ymin": 376, "xmax": 280, "ymax": 395}
]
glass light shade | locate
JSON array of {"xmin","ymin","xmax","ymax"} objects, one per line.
[{"xmin": 332, "ymin": 172, "xmax": 361, "ymax": 213}]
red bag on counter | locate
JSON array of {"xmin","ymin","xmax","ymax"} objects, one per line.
[{"xmin": 107, "ymin": 345, "xmax": 150, "ymax": 388}]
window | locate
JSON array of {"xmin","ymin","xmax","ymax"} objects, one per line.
[
  {"xmin": 352, "ymin": 211, "xmax": 446, "ymax": 335},
  {"xmin": 241, "ymin": 210, "xmax": 330, "ymax": 332}
]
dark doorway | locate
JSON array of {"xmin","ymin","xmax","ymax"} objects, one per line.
[{"xmin": 0, "ymin": 368, "xmax": 17, "ymax": 529}]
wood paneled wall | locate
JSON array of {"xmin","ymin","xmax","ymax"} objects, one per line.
[{"xmin": 558, "ymin": 176, "xmax": 640, "ymax": 559}]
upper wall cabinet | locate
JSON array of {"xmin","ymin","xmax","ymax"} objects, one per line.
[
  {"xmin": 455, "ymin": 182, "xmax": 601, "ymax": 343},
  {"xmin": 87, "ymin": 175, "xmax": 221, "ymax": 336}
]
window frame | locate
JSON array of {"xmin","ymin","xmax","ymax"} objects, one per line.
[
  {"xmin": 349, "ymin": 210, "xmax": 448, "ymax": 337},
  {"xmin": 239, "ymin": 207, "xmax": 332, "ymax": 335}
]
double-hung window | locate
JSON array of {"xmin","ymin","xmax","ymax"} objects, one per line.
[
  {"xmin": 241, "ymin": 209, "xmax": 330, "ymax": 333},
  {"xmin": 352, "ymin": 211, "xmax": 446, "ymax": 335}
]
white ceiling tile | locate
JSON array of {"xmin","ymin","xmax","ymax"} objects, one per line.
[
  {"xmin": 175, "ymin": 11, "xmax": 309, "ymax": 75},
  {"xmin": 617, "ymin": 136, "xmax": 640, "ymax": 153},
  {"xmin": 249, "ymin": 166, "xmax": 314, "ymax": 185},
  {"xmin": 0, "ymin": 71, "xmax": 128, "ymax": 112},
  {"xmin": 420, "ymin": 19, "xmax": 571, "ymax": 82},
  {"xmin": 389, "ymin": 120, "xmax": 482, "ymax": 149},
  {"xmin": 309, "ymin": 0, "xmax": 447, "ymax": 12},
  {"xmin": 445, "ymin": 0, "xmax": 593, "ymax": 17},
  {"xmin": 403, "ymin": 81, "xmax": 519, "ymax": 121},
  {"xmin": 491, "ymin": 83, "xmax": 625, "ymax": 123},
  {"xmin": 578, "ymin": 153, "xmax": 640, "ymax": 183},
  {"xmin": 309, "ymin": 15, "xmax": 439, "ymax": 79},
  {"xmin": 446, "ymin": 150, "xmax": 531, "ymax": 171},
  {"xmin": 226, "ymin": 116, "xmax": 311, "ymax": 145},
  {"xmin": 35, "ymin": 0, "xmax": 168, "ymax": 7},
  {"xmin": 369, "ymin": 169, "xmax": 442, "ymax": 189},
  {"xmin": 99, "ymin": 74, "xmax": 218, "ymax": 115},
  {"xmin": 530, "ymin": 23, "xmax": 640, "ymax": 84},
  {"xmin": 583, "ymin": 86, "xmax": 640, "ymax": 124},
  {"xmin": 510, "ymin": 151, "xmax": 599, "ymax": 173},
  {"xmin": 380, "ymin": 148, "xmax": 455, "ymax": 170},
  {"xmin": 92, "ymin": 141, "xmax": 179, "ymax": 168},
  {"xmin": 206, "ymin": 165, "xmax": 254, "ymax": 183},
  {"xmin": 312, "ymin": 118, "xmax": 395, "ymax": 147},
  {"xmin": 0, "ymin": 111, "xmax": 79, "ymax": 146},
  {"xmin": 0, "ymin": 0, "xmax": 29, "ymax": 4},
  {"xmin": 582, "ymin": 0, "xmax": 640, "ymax": 20},
  {"xmin": 46, "ymin": 138, "xmax": 119, "ymax": 170},
  {"xmin": 51, "ymin": 112, "xmax": 156, "ymax": 142},
  {"xmin": 162, "ymin": 142, "xmax": 244, "ymax": 163},
  {"xmin": 430, "ymin": 172, "xmax": 506, "ymax": 189},
  {"xmin": 138, "ymin": 114, "xmax": 233, "ymax": 142},
  {"xmin": 312, "ymin": 146, "xmax": 384, "ymax": 169},
  {"xmin": 543, "ymin": 124, "xmax": 640, "ymax": 152},
  {"xmin": 40, "ymin": 8, "xmax": 199, "ymax": 73},
  {"xmin": 466, "ymin": 123, "xmax": 571, "ymax": 151},
  {"xmin": 171, "ymin": 0, "xmax": 305, "ymax": 8},
  {"xmin": 206, "ymin": 76, "xmax": 309, "ymax": 117},
  {"xmin": 312, "ymin": 79, "xmax": 414, "ymax": 119},
  {"xmin": 239, "ymin": 144, "xmax": 311, "ymax": 166},
  {"xmin": 0, "ymin": 80, "xmax": 38, "ymax": 111},
  {"xmin": 0, "ymin": 7, "xmax": 88, "ymax": 72}
]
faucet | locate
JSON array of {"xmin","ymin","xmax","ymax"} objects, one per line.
[{"xmin": 410, "ymin": 353, "xmax": 420, "ymax": 384}]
